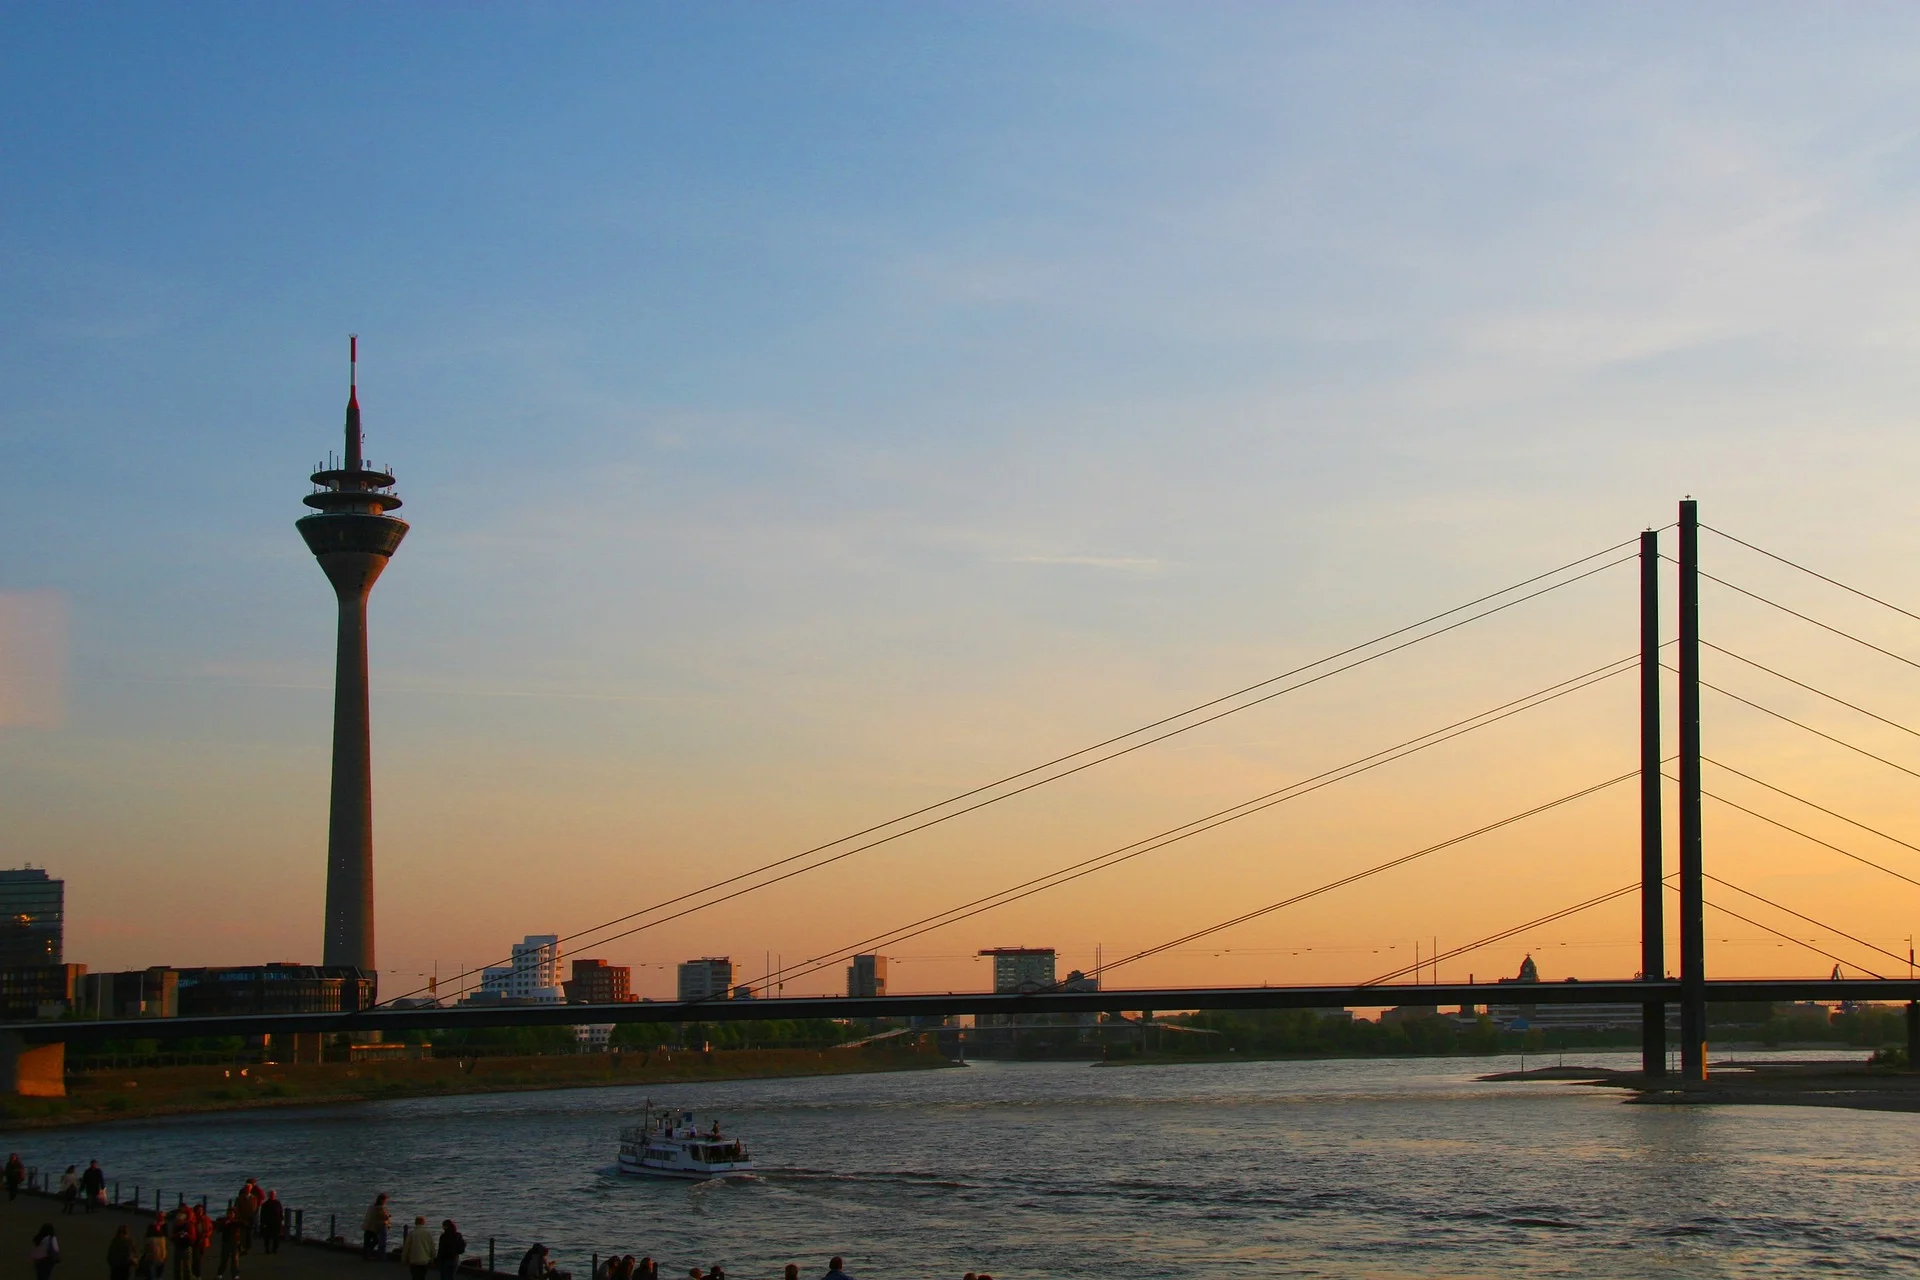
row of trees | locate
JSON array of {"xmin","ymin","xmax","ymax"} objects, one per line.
[
  {"xmin": 429, "ymin": 1017, "xmax": 854, "ymax": 1054},
  {"xmin": 1143, "ymin": 1002, "xmax": 1914, "ymax": 1059},
  {"xmin": 1155, "ymin": 1009, "xmax": 1516, "ymax": 1058},
  {"xmin": 69, "ymin": 1003, "xmax": 1914, "ymax": 1067},
  {"xmin": 72, "ymin": 1017, "xmax": 880, "ymax": 1066}
]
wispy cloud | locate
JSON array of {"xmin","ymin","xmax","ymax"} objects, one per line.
[
  {"xmin": 105, "ymin": 675, "xmax": 682, "ymax": 704},
  {"xmin": 999, "ymin": 554, "xmax": 1167, "ymax": 572}
]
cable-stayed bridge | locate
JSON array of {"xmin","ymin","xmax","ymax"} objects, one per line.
[{"xmin": 16, "ymin": 499, "xmax": 1920, "ymax": 1087}]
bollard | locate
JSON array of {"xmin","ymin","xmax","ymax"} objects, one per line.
[
  {"xmin": 115, "ymin": 1180, "xmax": 119, "ymax": 1204},
  {"xmin": 331, "ymin": 1214, "xmax": 337, "ymax": 1244},
  {"xmin": 295, "ymin": 1208, "xmax": 304, "ymax": 1241},
  {"xmin": 490, "ymin": 1238, "xmax": 496, "ymax": 1275},
  {"xmin": 593, "ymin": 1253, "xmax": 599, "ymax": 1279}
]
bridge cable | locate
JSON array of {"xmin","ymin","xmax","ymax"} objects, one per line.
[
  {"xmin": 1664, "ymin": 763, "xmax": 1920, "ymax": 890},
  {"xmin": 1677, "ymin": 562, "xmax": 1920, "ymax": 674},
  {"xmin": 1702, "ymin": 525, "xmax": 1920, "ymax": 626},
  {"xmin": 1674, "ymin": 882, "xmax": 1886, "ymax": 979},
  {"xmin": 1074, "ymin": 770, "xmax": 1641, "ymax": 982},
  {"xmin": 737, "ymin": 657, "xmax": 1644, "ymax": 996},
  {"xmin": 473, "ymin": 652, "xmax": 1640, "ymax": 1007},
  {"xmin": 1701, "ymin": 641, "xmax": 1920, "ymax": 741},
  {"xmin": 383, "ymin": 542, "xmax": 1639, "ymax": 1005},
  {"xmin": 1661, "ymin": 662, "xmax": 1920, "ymax": 782},
  {"xmin": 1702, "ymin": 873, "xmax": 1910, "ymax": 971},
  {"xmin": 1700, "ymin": 757, "xmax": 1920, "ymax": 860},
  {"xmin": 1699, "ymin": 679, "xmax": 1920, "ymax": 781},
  {"xmin": 741, "ymin": 767, "xmax": 1642, "ymax": 999},
  {"xmin": 1361, "ymin": 880, "xmax": 1645, "ymax": 986},
  {"xmin": 1696, "ymin": 786, "xmax": 1920, "ymax": 891}
]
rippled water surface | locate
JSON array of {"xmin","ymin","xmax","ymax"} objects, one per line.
[{"xmin": 15, "ymin": 1052, "xmax": 1920, "ymax": 1278}]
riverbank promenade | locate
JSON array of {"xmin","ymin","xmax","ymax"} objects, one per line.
[{"xmin": 0, "ymin": 1192, "xmax": 453, "ymax": 1280}]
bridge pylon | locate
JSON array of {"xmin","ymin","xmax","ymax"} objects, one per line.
[
  {"xmin": 1640, "ymin": 529, "xmax": 1665, "ymax": 1077},
  {"xmin": 1678, "ymin": 499, "xmax": 1707, "ymax": 1082}
]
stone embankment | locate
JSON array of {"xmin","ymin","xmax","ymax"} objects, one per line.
[{"xmin": 4, "ymin": 1042, "xmax": 953, "ymax": 1128}]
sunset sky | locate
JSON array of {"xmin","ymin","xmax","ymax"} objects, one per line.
[{"xmin": 7, "ymin": 5, "xmax": 1920, "ymax": 1000}]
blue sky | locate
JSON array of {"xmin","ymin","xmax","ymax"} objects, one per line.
[{"xmin": 7, "ymin": 5, "xmax": 1920, "ymax": 991}]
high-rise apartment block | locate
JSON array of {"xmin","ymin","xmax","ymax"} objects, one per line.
[
  {"xmin": 477, "ymin": 934, "xmax": 565, "ymax": 1003},
  {"xmin": 513, "ymin": 934, "xmax": 563, "ymax": 995},
  {"xmin": 563, "ymin": 958, "xmax": 635, "ymax": 1004},
  {"xmin": 846, "ymin": 953, "xmax": 887, "ymax": 998},
  {"xmin": 677, "ymin": 957, "xmax": 734, "ymax": 1001},
  {"xmin": 0, "ymin": 867, "xmax": 63, "ymax": 967},
  {"xmin": 980, "ymin": 947, "xmax": 1056, "ymax": 993}
]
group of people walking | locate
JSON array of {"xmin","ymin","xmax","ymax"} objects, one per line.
[
  {"xmin": 369, "ymin": 1199, "xmax": 470, "ymax": 1280},
  {"xmin": 8, "ymin": 1160, "xmax": 287, "ymax": 1280},
  {"xmin": 11, "ymin": 1163, "xmax": 899, "ymax": 1280},
  {"xmin": 126, "ymin": 1177, "xmax": 286, "ymax": 1280}
]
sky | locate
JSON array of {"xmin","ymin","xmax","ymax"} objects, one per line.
[{"xmin": 7, "ymin": 4, "xmax": 1920, "ymax": 1000}]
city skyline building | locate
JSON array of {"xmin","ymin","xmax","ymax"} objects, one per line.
[
  {"xmin": 846, "ymin": 953, "xmax": 887, "ymax": 999},
  {"xmin": 476, "ymin": 934, "xmax": 566, "ymax": 1004},
  {"xmin": 563, "ymin": 957, "xmax": 635, "ymax": 1004},
  {"xmin": 75, "ymin": 967, "xmax": 178, "ymax": 1020},
  {"xmin": 296, "ymin": 338, "xmax": 409, "ymax": 975},
  {"xmin": 677, "ymin": 957, "xmax": 734, "ymax": 1002},
  {"xmin": 0, "ymin": 868, "xmax": 64, "ymax": 967},
  {"xmin": 980, "ymin": 946, "xmax": 1056, "ymax": 994}
]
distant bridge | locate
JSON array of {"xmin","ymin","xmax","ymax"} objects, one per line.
[{"xmin": 13, "ymin": 978, "xmax": 1920, "ymax": 1044}]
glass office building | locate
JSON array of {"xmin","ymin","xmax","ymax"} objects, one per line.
[{"xmin": 0, "ymin": 867, "xmax": 63, "ymax": 966}]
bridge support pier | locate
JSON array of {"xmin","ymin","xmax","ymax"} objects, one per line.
[
  {"xmin": 1907, "ymin": 1001, "xmax": 1919, "ymax": 1069},
  {"xmin": 0, "ymin": 1033, "xmax": 65, "ymax": 1098}
]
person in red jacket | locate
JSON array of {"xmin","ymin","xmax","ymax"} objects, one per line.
[{"xmin": 191, "ymin": 1205, "xmax": 214, "ymax": 1280}]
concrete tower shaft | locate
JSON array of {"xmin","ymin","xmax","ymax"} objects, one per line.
[{"xmin": 296, "ymin": 337, "xmax": 408, "ymax": 975}]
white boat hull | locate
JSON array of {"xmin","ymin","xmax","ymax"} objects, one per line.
[{"xmin": 616, "ymin": 1153, "xmax": 753, "ymax": 1180}]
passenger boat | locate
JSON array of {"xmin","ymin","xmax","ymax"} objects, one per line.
[{"xmin": 617, "ymin": 1105, "xmax": 754, "ymax": 1180}]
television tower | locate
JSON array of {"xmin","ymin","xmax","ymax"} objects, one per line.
[{"xmin": 297, "ymin": 337, "xmax": 408, "ymax": 974}]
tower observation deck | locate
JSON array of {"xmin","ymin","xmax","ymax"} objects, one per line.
[{"xmin": 296, "ymin": 337, "xmax": 408, "ymax": 975}]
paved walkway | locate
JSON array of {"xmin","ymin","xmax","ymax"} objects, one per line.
[{"xmin": 0, "ymin": 1193, "xmax": 420, "ymax": 1280}]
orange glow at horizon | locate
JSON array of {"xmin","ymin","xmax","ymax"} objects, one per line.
[{"xmin": 27, "ymin": 534, "xmax": 1920, "ymax": 1005}]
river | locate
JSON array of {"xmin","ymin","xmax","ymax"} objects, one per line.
[{"xmin": 13, "ymin": 1050, "xmax": 1920, "ymax": 1278}]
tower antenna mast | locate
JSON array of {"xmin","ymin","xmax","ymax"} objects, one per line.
[{"xmin": 346, "ymin": 334, "xmax": 363, "ymax": 473}]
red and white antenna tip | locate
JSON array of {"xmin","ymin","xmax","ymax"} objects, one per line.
[{"xmin": 349, "ymin": 334, "xmax": 358, "ymax": 385}]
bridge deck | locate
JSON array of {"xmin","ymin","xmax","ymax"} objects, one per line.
[{"xmin": 6, "ymin": 978, "xmax": 1916, "ymax": 1043}]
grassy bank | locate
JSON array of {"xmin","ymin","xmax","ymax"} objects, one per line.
[{"xmin": 2, "ymin": 1042, "xmax": 955, "ymax": 1128}]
